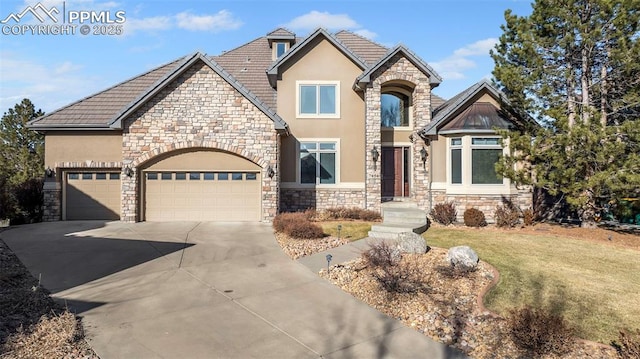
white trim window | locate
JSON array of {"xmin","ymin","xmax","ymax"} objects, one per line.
[
  {"xmin": 448, "ymin": 136, "xmax": 504, "ymax": 186},
  {"xmin": 273, "ymin": 42, "xmax": 289, "ymax": 59},
  {"xmin": 471, "ymin": 137, "xmax": 503, "ymax": 184},
  {"xmin": 296, "ymin": 81, "xmax": 340, "ymax": 118},
  {"xmin": 299, "ymin": 140, "xmax": 339, "ymax": 185}
]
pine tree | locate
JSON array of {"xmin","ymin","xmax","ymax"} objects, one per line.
[
  {"xmin": 0, "ymin": 99, "xmax": 45, "ymax": 222},
  {"xmin": 491, "ymin": 0, "xmax": 640, "ymax": 223}
]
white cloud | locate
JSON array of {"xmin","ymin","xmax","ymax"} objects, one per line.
[
  {"xmin": 431, "ymin": 38, "xmax": 497, "ymax": 81},
  {"xmin": 124, "ymin": 10, "xmax": 242, "ymax": 35},
  {"xmin": 0, "ymin": 51, "xmax": 103, "ymax": 113},
  {"xmin": 176, "ymin": 10, "xmax": 242, "ymax": 32},
  {"xmin": 284, "ymin": 11, "xmax": 376, "ymax": 39}
]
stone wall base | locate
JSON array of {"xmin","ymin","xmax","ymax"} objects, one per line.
[
  {"xmin": 42, "ymin": 182, "xmax": 61, "ymax": 221},
  {"xmin": 431, "ymin": 189, "xmax": 533, "ymax": 223},
  {"xmin": 280, "ymin": 188, "xmax": 365, "ymax": 212}
]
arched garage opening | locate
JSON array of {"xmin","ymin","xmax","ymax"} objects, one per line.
[{"xmin": 140, "ymin": 149, "xmax": 262, "ymax": 221}]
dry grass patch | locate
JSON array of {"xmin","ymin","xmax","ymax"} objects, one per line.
[
  {"xmin": 424, "ymin": 224, "xmax": 640, "ymax": 344},
  {"xmin": 319, "ymin": 221, "xmax": 373, "ymax": 242}
]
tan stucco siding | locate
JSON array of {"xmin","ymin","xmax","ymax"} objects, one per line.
[
  {"xmin": 44, "ymin": 131, "xmax": 122, "ymax": 167},
  {"xmin": 381, "ymin": 129, "xmax": 413, "ymax": 144},
  {"xmin": 146, "ymin": 150, "xmax": 260, "ymax": 171},
  {"xmin": 431, "ymin": 135, "xmax": 447, "ymax": 183},
  {"xmin": 277, "ymin": 38, "xmax": 365, "ymax": 183}
]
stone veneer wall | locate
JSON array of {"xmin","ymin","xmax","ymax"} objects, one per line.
[
  {"xmin": 280, "ymin": 189, "xmax": 365, "ymax": 212},
  {"xmin": 431, "ymin": 189, "xmax": 534, "ymax": 223},
  {"xmin": 42, "ymin": 182, "xmax": 61, "ymax": 221},
  {"xmin": 366, "ymin": 54, "xmax": 434, "ymax": 210},
  {"xmin": 121, "ymin": 60, "xmax": 279, "ymax": 222}
]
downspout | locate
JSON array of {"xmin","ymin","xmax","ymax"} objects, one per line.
[{"xmin": 428, "ymin": 137, "xmax": 434, "ymax": 213}]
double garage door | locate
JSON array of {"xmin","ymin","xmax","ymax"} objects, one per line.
[
  {"xmin": 64, "ymin": 167, "xmax": 261, "ymax": 221},
  {"xmin": 144, "ymin": 171, "xmax": 261, "ymax": 221}
]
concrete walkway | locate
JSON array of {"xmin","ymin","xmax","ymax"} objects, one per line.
[{"xmin": 1, "ymin": 221, "xmax": 465, "ymax": 359}]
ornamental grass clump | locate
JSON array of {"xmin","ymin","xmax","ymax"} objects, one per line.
[{"xmin": 495, "ymin": 203, "xmax": 521, "ymax": 228}]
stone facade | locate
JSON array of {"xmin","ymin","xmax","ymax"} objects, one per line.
[
  {"xmin": 42, "ymin": 182, "xmax": 61, "ymax": 221},
  {"xmin": 280, "ymin": 188, "xmax": 365, "ymax": 212},
  {"xmin": 431, "ymin": 189, "xmax": 534, "ymax": 223},
  {"xmin": 121, "ymin": 60, "xmax": 280, "ymax": 222},
  {"xmin": 366, "ymin": 54, "xmax": 433, "ymax": 209}
]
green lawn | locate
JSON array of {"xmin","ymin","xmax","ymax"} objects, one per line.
[
  {"xmin": 319, "ymin": 221, "xmax": 373, "ymax": 241},
  {"xmin": 424, "ymin": 227, "xmax": 640, "ymax": 344}
]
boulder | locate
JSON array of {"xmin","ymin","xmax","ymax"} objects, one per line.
[
  {"xmin": 395, "ymin": 232, "xmax": 427, "ymax": 254},
  {"xmin": 446, "ymin": 246, "xmax": 479, "ymax": 271}
]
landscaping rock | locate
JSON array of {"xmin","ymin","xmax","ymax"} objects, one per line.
[
  {"xmin": 447, "ymin": 246, "xmax": 479, "ymax": 271},
  {"xmin": 395, "ymin": 232, "xmax": 427, "ymax": 254}
]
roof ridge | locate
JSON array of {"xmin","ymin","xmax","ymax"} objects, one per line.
[
  {"xmin": 29, "ymin": 56, "xmax": 185, "ymax": 126},
  {"xmin": 267, "ymin": 27, "xmax": 295, "ymax": 36},
  {"xmin": 335, "ymin": 29, "xmax": 388, "ymax": 50},
  {"xmin": 215, "ymin": 35, "xmax": 264, "ymax": 57}
]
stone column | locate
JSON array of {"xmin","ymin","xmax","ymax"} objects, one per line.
[
  {"xmin": 411, "ymin": 80, "xmax": 432, "ymax": 210},
  {"xmin": 365, "ymin": 84, "xmax": 381, "ymax": 213},
  {"xmin": 42, "ymin": 181, "xmax": 61, "ymax": 221},
  {"xmin": 120, "ymin": 164, "xmax": 137, "ymax": 222}
]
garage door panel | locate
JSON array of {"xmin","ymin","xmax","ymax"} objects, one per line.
[
  {"xmin": 66, "ymin": 172, "xmax": 121, "ymax": 220},
  {"xmin": 145, "ymin": 171, "xmax": 261, "ymax": 221}
]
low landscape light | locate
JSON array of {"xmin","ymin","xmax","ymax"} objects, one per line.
[{"xmin": 326, "ymin": 254, "xmax": 333, "ymax": 272}]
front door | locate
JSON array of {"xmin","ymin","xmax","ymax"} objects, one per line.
[{"xmin": 381, "ymin": 147, "xmax": 409, "ymax": 198}]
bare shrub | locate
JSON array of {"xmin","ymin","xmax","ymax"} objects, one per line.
[
  {"xmin": 495, "ymin": 203, "xmax": 521, "ymax": 228},
  {"xmin": 273, "ymin": 211, "xmax": 324, "ymax": 239},
  {"xmin": 463, "ymin": 208, "xmax": 487, "ymax": 227},
  {"xmin": 508, "ymin": 306, "xmax": 574, "ymax": 356},
  {"xmin": 361, "ymin": 241, "xmax": 425, "ymax": 293},
  {"xmin": 362, "ymin": 241, "xmax": 400, "ymax": 268},
  {"xmin": 429, "ymin": 201, "xmax": 457, "ymax": 225},
  {"xmin": 612, "ymin": 329, "xmax": 640, "ymax": 359},
  {"xmin": 284, "ymin": 220, "xmax": 324, "ymax": 240},
  {"xmin": 523, "ymin": 208, "xmax": 535, "ymax": 226},
  {"xmin": 323, "ymin": 207, "xmax": 381, "ymax": 221}
]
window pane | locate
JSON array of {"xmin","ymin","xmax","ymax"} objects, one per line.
[
  {"xmin": 161, "ymin": 173, "xmax": 172, "ymax": 180},
  {"xmin": 82, "ymin": 173, "xmax": 93, "ymax": 180},
  {"xmin": 68, "ymin": 173, "xmax": 79, "ymax": 180},
  {"xmin": 472, "ymin": 138, "xmax": 500, "ymax": 145},
  {"xmin": 232, "ymin": 173, "xmax": 243, "ymax": 181},
  {"xmin": 472, "ymin": 149, "xmax": 503, "ymax": 184},
  {"xmin": 319, "ymin": 142, "xmax": 335, "ymax": 150},
  {"xmin": 175, "ymin": 172, "xmax": 186, "ymax": 180},
  {"xmin": 96, "ymin": 173, "xmax": 107, "ymax": 180},
  {"xmin": 203, "ymin": 172, "xmax": 215, "ymax": 180},
  {"xmin": 300, "ymin": 152, "xmax": 317, "ymax": 184},
  {"xmin": 319, "ymin": 85, "xmax": 336, "ymax": 114},
  {"xmin": 319, "ymin": 153, "xmax": 336, "ymax": 184},
  {"xmin": 300, "ymin": 142, "xmax": 316, "ymax": 150},
  {"xmin": 300, "ymin": 85, "xmax": 317, "ymax": 114},
  {"xmin": 218, "ymin": 173, "xmax": 229, "ymax": 180},
  {"xmin": 246, "ymin": 173, "xmax": 257, "ymax": 180},
  {"xmin": 189, "ymin": 172, "xmax": 201, "ymax": 180},
  {"xmin": 381, "ymin": 93, "xmax": 400, "ymax": 127},
  {"xmin": 451, "ymin": 138, "xmax": 462, "ymax": 146},
  {"xmin": 276, "ymin": 42, "xmax": 286, "ymax": 58},
  {"xmin": 109, "ymin": 173, "xmax": 120, "ymax": 180},
  {"xmin": 451, "ymin": 149, "xmax": 462, "ymax": 184},
  {"xmin": 147, "ymin": 173, "xmax": 158, "ymax": 180}
]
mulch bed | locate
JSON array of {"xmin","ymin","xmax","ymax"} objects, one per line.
[
  {"xmin": 317, "ymin": 248, "xmax": 618, "ymax": 358},
  {"xmin": 0, "ymin": 237, "xmax": 97, "ymax": 358}
]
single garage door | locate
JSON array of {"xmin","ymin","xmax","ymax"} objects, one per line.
[
  {"xmin": 65, "ymin": 172, "xmax": 121, "ymax": 220},
  {"xmin": 144, "ymin": 171, "xmax": 261, "ymax": 221}
]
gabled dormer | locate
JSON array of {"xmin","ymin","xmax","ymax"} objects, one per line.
[{"xmin": 266, "ymin": 28, "xmax": 296, "ymax": 60}]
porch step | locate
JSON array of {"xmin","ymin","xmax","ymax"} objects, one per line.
[
  {"xmin": 368, "ymin": 204, "xmax": 428, "ymax": 240},
  {"xmin": 368, "ymin": 223, "xmax": 428, "ymax": 239}
]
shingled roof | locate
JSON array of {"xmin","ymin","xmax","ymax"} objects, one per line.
[{"xmin": 29, "ymin": 28, "xmax": 446, "ymax": 130}]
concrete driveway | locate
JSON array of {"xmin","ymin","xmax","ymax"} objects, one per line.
[{"xmin": 1, "ymin": 221, "xmax": 464, "ymax": 359}]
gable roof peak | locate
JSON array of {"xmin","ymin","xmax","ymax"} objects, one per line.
[
  {"xmin": 266, "ymin": 27, "xmax": 368, "ymax": 88},
  {"xmin": 355, "ymin": 44, "xmax": 442, "ymax": 89},
  {"xmin": 267, "ymin": 27, "xmax": 295, "ymax": 37}
]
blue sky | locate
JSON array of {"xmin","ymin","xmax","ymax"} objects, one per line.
[{"xmin": 0, "ymin": 0, "xmax": 532, "ymax": 114}]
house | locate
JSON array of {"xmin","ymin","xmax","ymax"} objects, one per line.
[{"xmin": 29, "ymin": 28, "xmax": 532, "ymax": 223}]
